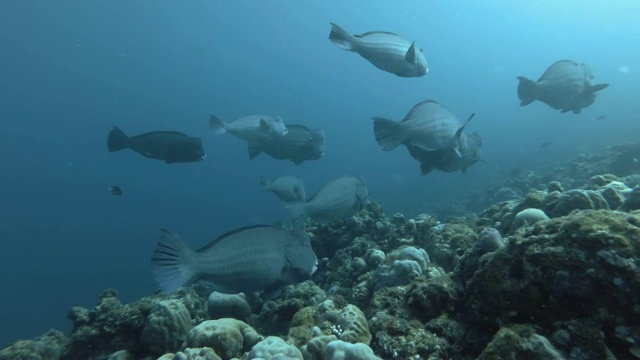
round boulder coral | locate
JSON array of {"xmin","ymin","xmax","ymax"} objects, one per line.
[
  {"xmin": 182, "ymin": 319, "xmax": 262, "ymax": 359},
  {"xmin": 245, "ymin": 336, "xmax": 302, "ymax": 360},
  {"xmin": 509, "ymin": 208, "xmax": 549, "ymax": 233},
  {"xmin": 141, "ymin": 299, "xmax": 192, "ymax": 355},
  {"xmin": 207, "ymin": 292, "xmax": 251, "ymax": 322}
]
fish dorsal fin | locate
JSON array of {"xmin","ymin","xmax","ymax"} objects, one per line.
[
  {"xmin": 356, "ymin": 30, "xmax": 401, "ymax": 38},
  {"xmin": 454, "ymin": 112, "xmax": 475, "ymax": 139},
  {"xmin": 196, "ymin": 225, "xmax": 272, "ymax": 253},
  {"xmin": 452, "ymin": 113, "xmax": 476, "ymax": 157},
  {"xmin": 405, "ymin": 41, "xmax": 416, "ymax": 63}
]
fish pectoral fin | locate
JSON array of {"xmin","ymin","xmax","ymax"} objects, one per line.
[
  {"xmin": 404, "ymin": 41, "xmax": 417, "ymax": 63},
  {"xmin": 259, "ymin": 118, "xmax": 270, "ymax": 133},
  {"xmin": 248, "ymin": 142, "xmax": 263, "ymax": 159},
  {"xmin": 590, "ymin": 83, "xmax": 609, "ymax": 93}
]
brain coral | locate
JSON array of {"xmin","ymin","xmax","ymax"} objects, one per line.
[
  {"xmin": 182, "ymin": 318, "xmax": 262, "ymax": 359},
  {"xmin": 325, "ymin": 340, "xmax": 381, "ymax": 360},
  {"xmin": 141, "ymin": 299, "xmax": 192, "ymax": 354},
  {"xmin": 245, "ymin": 336, "xmax": 303, "ymax": 360}
]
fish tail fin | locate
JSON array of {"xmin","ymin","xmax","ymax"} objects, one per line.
[
  {"xmin": 373, "ymin": 117, "xmax": 405, "ymax": 151},
  {"xmin": 209, "ymin": 115, "xmax": 227, "ymax": 135},
  {"xmin": 150, "ymin": 229, "xmax": 197, "ymax": 294},
  {"xmin": 328, "ymin": 22, "xmax": 354, "ymax": 51},
  {"xmin": 259, "ymin": 176, "xmax": 271, "ymax": 191},
  {"xmin": 516, "ymin": 76, "xmax": 538, "ymax": 106},
  {"xmin": 286, "ymin": 202, "xmax": 308, "ymax": 228},
  {"xmin": 107, "ymin": 126, "xmax": 129, "ymax": 152}
]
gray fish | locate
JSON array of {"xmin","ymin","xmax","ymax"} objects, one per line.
[
  {"xmin": 108, "ymin": 186, "xmax": 122, "ymax": 196},
  {"xmin": 407, "ymin": 132, "xmax": 483, "ymax": 175},
  {"xmin": 260, "ymin": 175, "xmax": 306, "ymax": 203},
  {"xmin": 209, "ymin": 114, "xmax": 288, "ymax": 143},
  {"xmin": 286, "ymin": 175, "xmax": 369, "ymax": 226},
  {"xmin": 517, "ymin": 60, "xmax": 609, "ymax": 114},
  {"xmin": 107, "ymin": 126, "xmax": 206, "ymax": 163},
  {"xmin": 151, "ymin": 226, "xmax": 317, "ymax": 295},
  {"xmin": 249, "ymin": 124, "xmax": 325, "ymax": 164},
  {"xmin": 373, "ymin": 100, "xmax": 474, "ymax": 156},
  {"xmin": 328, "ymin": 22, "xmax": 428, "ymax": 77}
]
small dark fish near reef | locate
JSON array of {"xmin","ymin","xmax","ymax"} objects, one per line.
[
  {"xmin": 517, "ymin": 59, "xmax": 609, "ymax": 114},
  {"xmin": 328, "ymin": 22, "xmax": 428, "ymax": 77},
  {"xmin": 150, "ymin": 226, "xmax": 317, "ymax": 296},
  {"xmin": 108, "ymin": 186, "xmax": 122, "ymax": 196},
  {"xmin": 107, "ymin": 126, "xmax": 206, "ymax": 163},
  {"xmin": 540, "ymin": 140, "xmax": 552, "ymax": 148}
]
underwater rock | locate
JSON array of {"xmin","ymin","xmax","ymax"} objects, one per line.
[
  {"xmin": 158, "ymin": 347, "xmax": 221, "ymax": 360},
  {"xmin": 325, "ymin": 340, "xmax": 381, "ymax": 360},
  {"xmin": 477, "ymin": 325, "xmax": 564, "ymax": 360},
  {"xmin": 287, "ymin": 298, "xmax": 371, "ymax": 349},
  {"xmin": 300, "ymin": 335, "xmax": 338, "ymax": 360},
  {"xmin": 621, "ymin": 186, "xmax": 640, "ymax": 212},
  {"xmin": 208, "ymin": 292, "xmax": 251, "ymax": 322},
  {"xmin": 60, "ymin": 288, "xmax": 207, "ymax": 360},
  {"xmin": 406, "ymin": 271, "xmax": 457, "ymax": 321},
  {"xmin": 474, "ymin": 227, "xmax": 506, "ymax": 254},
  {"xmin": 509, "ymin": 208, "xmax": 549, "ymax": 233},
  {"xmin": 141, "ymin": 299, "xmax": 192, "ymax": 355},
  {"xmin": 251, "ymin": 281, "xmax": 326, "ymax": 336},
  {"xmin": 424, "ymin": 224, "xmax": 476, "ymax": 272},
  {"xmin": 105, "ymin": 349, "xmax": 134, "ymax": 360},
  {"xmin": 461, "ymin": 210, "xmax": 640, "ymax": 357},
  {"xmin": 365, "ymin": 249, "xmax": 385, "ymax": 267},
  {"xmin": 182, "ymin": 318, "xmax": 262, "ymax": 359},
  {"xmin": 546, "ymin": 181, "xmax": 563, "ymax": 193},
  {"xmin": 0, "ymin": 329, "xmax": 67, "ymax": 360},
  {"xmin": 246, "ymin": 336, "xmax": 303, "ymax": 360},
  {"xmin": 550, "ymin": 189, "xmax": 609, "ymax": 217},
  {"xmin": 454, "ymin": 228, "xmax": 507, "ymax": 287},
  {"xmin": 371, "ymin": 246, "xmax": 430, "ymax": 290}
]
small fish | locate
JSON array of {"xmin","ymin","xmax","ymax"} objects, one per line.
[
  {"xmin": 209, "ymin": 114, "xmax": 287, "ymax": 143},
  {"xmin": 260, "ymin": 176, "xmax": 306, "ymax": 203},
  {"xmin": 328, "ymin": 22, "xmax": 428, "ymax": 77},
  {"xmin": 286, "ymin": 175, "xmax": 369, "ymax": 226},
  {"xmin": 593, "ymin": 115, "xmax": 607, "ymax": 121},
  {"xmin": 249, "ymin": 125, "xmax": 325, "ymax": 164},
  {"xmin": 373, "ymin": 100, "xmax": 474, "ymax": 156},
  {"xmin": 151, "ymin": 226, "xmax": 317, "ymax": 295},
  {"xmin": 107, "ymin": 126, "xmax": 206, "ymax": 163},
  {"xmin": 540, "ymin": 141, "xmax": 552, "ymax": 148},
  {"xmin": 407, "ymin": 132, "xmax": 483, "ymax": 175},
  {"xmin": 517, "ymin": 60, "xmax": 609, "ymax": 114},
  {"xmin": 108, "ymin": 186, "xmax": 122, "ymax": 196}
]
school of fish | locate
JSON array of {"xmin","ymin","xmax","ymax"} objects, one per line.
[{"xmin": 103, "ymin": 21, "xmax": 609, "ymax": 296}]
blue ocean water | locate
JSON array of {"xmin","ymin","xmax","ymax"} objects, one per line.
[{"xmin": 1, "ymin": 0, "xmax": 639, "ymax": 346}]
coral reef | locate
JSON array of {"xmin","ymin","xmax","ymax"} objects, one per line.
[{"xmin": 6, "ymin": 142, "xmax": 640, "ymax": 359}]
